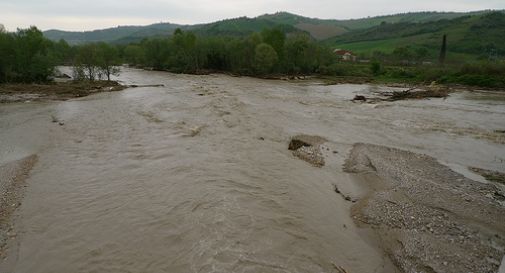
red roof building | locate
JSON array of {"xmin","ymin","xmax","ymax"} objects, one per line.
[{"xmin": 333, "ymin": 49, "xmax": 357, "ymax": 61}]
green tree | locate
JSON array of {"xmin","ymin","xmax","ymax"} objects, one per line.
[
  {"xmin": 201, "ymin": 37, "xmax": 228, "ymax": 71},
  {"xmin": 0, "ymin": 31, "xmax": 15, "ymax": 82},
  {"xmin": 170, "ymin": 29, "xmax": 199, "ymax": 73},
  {"xmin": 261, "ymin": 28, "xmax": 285, "ymax": 59},
  {"xmin": 228, "ymin": 33, "xmax": 262, "ymax": 74},
  {"xmin": 13, "ymin": 27, "xmax": 54, "ymax": 82},
  {"xmin": 284, "ymin": 34, "xmax": 320, "ymax": 74},
  {"xmin": 142, "ymin": 38, "xmax": 170, "ymax": 70},
  {"xmin": 415, "ymin": 47, "xmax": 429, "ymax": 61},
  {"xmin": 439, "ymin": 34, "xmax": 447, "ymax": 65},
  {"xmin": 370, "ymin": 60, "xmax": 382, "ymax": 75},
  {"xmin": 254, "ymin": 43, "xmax": 278, "ymax": 75},
  {"xmin": 97, "ymin": 43, "xmax": 120, "ymax": 81},
  {"xmin": 124, "ymin": 44, "xmax": 145, "ymax": 66},
  {"xmin": 49, "ymin": 39, "xmax": 72, "ymax": 64},
  {"xmin": 74, "ymin": 43, "xmax": 100, "ymax": 80}
]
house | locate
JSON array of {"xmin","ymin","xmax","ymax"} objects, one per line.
[{"xmin": 334, "ymin": 49, "xmax": 357, "ymax": 62}]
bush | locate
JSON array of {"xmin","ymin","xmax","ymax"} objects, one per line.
[
  {"xmin": 370, "ymin": 61, "xmax": 382, "ymax": 75},
  {"xmin": 386, "ymin": 67, "xmax": 416, "ymax": 79}
]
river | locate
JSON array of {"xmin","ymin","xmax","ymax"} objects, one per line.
[{"xmin": 1, "ymin": 68, "xmax": 504, "ymax": 273}]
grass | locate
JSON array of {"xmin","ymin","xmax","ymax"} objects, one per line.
[{"xmin": 318, "ymin": 61, "xmax": 505, "ymax": 89}]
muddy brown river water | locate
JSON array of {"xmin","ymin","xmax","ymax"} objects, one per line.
[{"xmin": 0, "ymin": 68, "xmax": 504, "ymax": 273}]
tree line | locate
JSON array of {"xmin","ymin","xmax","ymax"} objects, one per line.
[
  {"xmin": 0, "ymin": 26, "xmax": 339, "ymax": 84},
  {"xmin": 1, "ymin": 25, "xmax": 503, "ymax": 88},
  {"xmin": 121, "ymin": 28, "xmax": 335, "ymax": 75},
  {"xmin": 0, "ymin": 26, "xmax": 121, "ymax": 83}
]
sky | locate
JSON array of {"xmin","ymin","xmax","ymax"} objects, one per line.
[{"xmin": 1, "ymin": 0, "xmax": 504, "ymax": 31}]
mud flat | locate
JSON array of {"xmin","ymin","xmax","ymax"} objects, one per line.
[
  {"xmin": 344, "ymin": 143, "xmax": 505, "ymax": 273},
  {"xmin": 0, "ymin": 81, "xmax": 125, "ymax": 103}
]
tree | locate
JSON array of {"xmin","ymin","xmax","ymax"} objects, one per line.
[
  {"xmin": 392, "ymin": 46, "xmax": 415, "ymax": 62},
  {"xmin": 415, "ymin": 47, "xmax": 429, "ymax": 61},
  {"xmin": 201, "ymin": 37, "xmax": 228, "ymax": 71},
  {"xmin": 0, "ymin": 26, "xmax": 57, "ymax": 83},
  {"xmin": 254, "ymin": 43, "xmax": 278, "ymax": 75},
  {"xmin": 97, "ymin": 43, "xmax": 120, "ymax": 81},
  {"xmin": 170, "ymin": 29, "xmax": 199, "ymax": 73},
  {"xmin": 13, "ymin": 27, "xmax": 54, "ymax": 82},
  {"xmin": 0, "ymin": 31, "xmax": 15, "ymax": 82},
  {"xmin": 261, "ymin": 28, "xmax": 285, "ymax": 59},
  {"xmin": 370, "ymin": 61, "xmax": 382, "ymax": 76},
  {"xmin": 227, "ymin": 34, "xmax": 260, "ymax": 74},
  {"xmin": 74, "ymin": 43, "xmax": 100, "ymax": 80},
  {"xmin": 142, "ymin": 38, "xmax": 169, "ymax": 70},
  {"xmin": 439, "ymin": 34, "xmax": 447, "ymax": 65},
  {"xmin": 124, "ymin": 44, "xmax": 145, "ymax": 65},
  {"xmin": 50, "ymin": 39, "xmax": 72, "ymax": 64},
  {"xmin": 284, "ymin": 34, "xmax": 320, "ymax": 74},
  {"xmin": 73, "ymin": 43, "xmax": 121, "ymax": 81}
]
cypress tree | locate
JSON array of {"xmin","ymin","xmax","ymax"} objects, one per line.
[{"xmin": 439, "ymin": 34, "xmax": 447, "ymax": 65}]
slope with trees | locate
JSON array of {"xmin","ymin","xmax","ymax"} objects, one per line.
[
  {"xmin": 43, "ymin": 10, "xmax": 502, "ymax": 44},
  {"xmin": 327, "ymin": 12, "xmax": 505, "ymax": 61}
]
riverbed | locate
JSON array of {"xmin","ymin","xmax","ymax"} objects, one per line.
[{"xmin": 1, "ymin": 68, "xmax": 504, "ymax": 273}]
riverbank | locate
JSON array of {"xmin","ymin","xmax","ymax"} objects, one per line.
[
  {"xmin": 142, "ymin": 66, "xmax": 505, "ymax": 98},
  {"xmin": 0, "ymin": 155, "xmax": 38, "ymax": 258},
  {"xmin": 0, "ymin": 80, "xmax": 126, "ymax": 103}
]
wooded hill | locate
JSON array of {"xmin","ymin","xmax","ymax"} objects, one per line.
[
  {"xmin": 326, "ymin": 11, "xmax": 505, "ymax": 60},
  {"xmin": 43, "ymin": 10, "xmax": 498, "ymax": 44}
]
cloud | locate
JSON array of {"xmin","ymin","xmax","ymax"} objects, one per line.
[{"xmin": 0, "ymin": 0, "xmax": 504, "ymax": 31}]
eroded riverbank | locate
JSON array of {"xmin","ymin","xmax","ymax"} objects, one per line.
[{"xmin": 0, "ymin": 68, "xmax": 504, "ymax": 273}]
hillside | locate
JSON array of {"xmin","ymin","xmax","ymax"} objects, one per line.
[
  {"xmin": 327, "ymin": 12, "xmax": 505, "ymax": 59},
  {"xmin": 257, "ymin": 11, "xmax": 493, "ymax": 39},
  {"xmin": 44, "ymin": 23, "xmax": 184, "ymax": 44},
  {"xmin": 187, "ymin": 17, "xmax": 299, "ymax": 37},
  {"xmin": 43, "ymin": 10, "xmax": 497, "ymax": 44},
  {"xmin": 331, "ymin": 10, "xmax": 493, "ymax": 29}
]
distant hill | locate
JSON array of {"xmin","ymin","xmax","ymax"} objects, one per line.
[
  {"xmin": 42, "ymin": 10, "xmax": 502, "ymax": 44},
  {"xmin": 44, "ymin": 23, "xmax": 184, "ymax": 44},
  {"xmin": 257, "ymin": 12, "xmax": 348, "ymax": 40},
  {"xmin": 188, "ymin": 17, "xmax": 299, "ymax": 37},
  {"xmin": 326, "ymin": 11, "xmax": 505, "ymax": 59},
  {"xmin": 256, "ymin": 11, "xmax": 494, "ymax": 39}
]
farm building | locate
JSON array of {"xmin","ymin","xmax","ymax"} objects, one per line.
[{"xmin": 334, "ymin": 49, "xmax": 357, "ymax": 61}]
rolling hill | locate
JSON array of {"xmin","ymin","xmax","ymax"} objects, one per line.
[
  {"xmin": 42, "ymin": 10, "xmax": 500, "ymax": 44},
  {"xmin": 256, "ymin": 11, "xmax": 492, "ymax": 39},
  {"xmin": 326, "ymin": 11, "xmax": 505, "ymax": 59},
  {"xmin": 44, "ymin": 23, "xmax": 184, "ymax": 44}
]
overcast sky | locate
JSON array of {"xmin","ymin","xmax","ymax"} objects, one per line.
[{"xmin": 1, "ymin": 0, "xmax": 504, "ymax": 31}]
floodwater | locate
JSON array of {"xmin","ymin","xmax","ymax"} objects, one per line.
[{"xmin": 1, "ymin": 68, "xmax": 504, "ymax": 273}]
